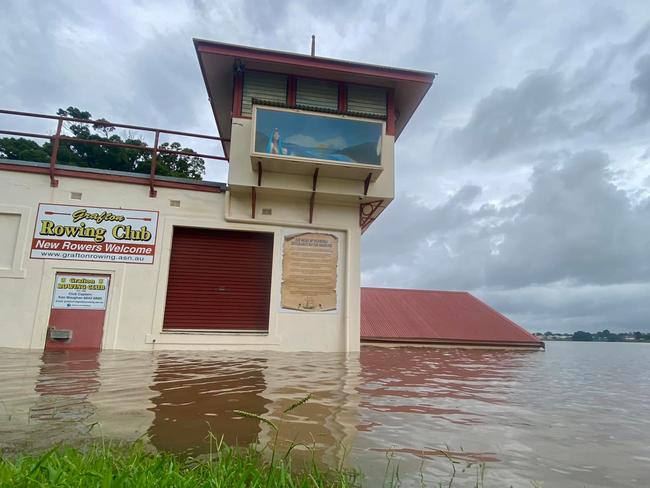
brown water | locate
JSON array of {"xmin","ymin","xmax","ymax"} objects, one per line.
[{"xmin": 1, "ymin": 342, "xmax": 649, "ymax": 487}]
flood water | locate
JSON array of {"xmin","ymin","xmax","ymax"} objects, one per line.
[{"xmin": 1, "ymin": 342, "xmax": 649, "ymax": 487}]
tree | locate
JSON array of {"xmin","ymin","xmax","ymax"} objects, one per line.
[
  {"xmin": 0, "ymin": 107, "xmax": 205, "ymax": 180},
  {"xmin": 572, "ymin": 331, "xmax": 593, "ymax": 341},
  {"xmin": 0, "ymin": 137, "xmax": 50, "ymax": 163}
]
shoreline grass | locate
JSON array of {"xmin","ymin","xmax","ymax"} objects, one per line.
[{"xmin": 0, "ymin": 441, "xmax": 363, "ymax": 487}]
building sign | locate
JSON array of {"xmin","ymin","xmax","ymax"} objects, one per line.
[
  {"xmin": 253, "ymin": 107, "xmax": 383, "ymax": 165},
  {"xmin": 31, "ymin": 203, "xmax": 158, "ymax": 264},
  {"xmin": 52, "ymin": 274, "xmax": 110, "ymax": 310},
  {"xmin": 281, "ymin": 232, "xmax": 338, "ymax": 312}
]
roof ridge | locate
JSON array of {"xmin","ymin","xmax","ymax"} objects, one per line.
[{"xmin": 361, "ymin": 286, "xmax": 469, "ymax": 294}]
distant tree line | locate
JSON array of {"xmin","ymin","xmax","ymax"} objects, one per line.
[
  {"xmin": 0, "ymin": 107, "xmax": 205, "ymax": 179},
  {"xmin": 535, "ymin": 330, "xmax": 650, "ymax": 342}
]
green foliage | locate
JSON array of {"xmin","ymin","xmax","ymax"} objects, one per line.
[
  {"xmin": 0, "ymin": 441, "xmax": 361, "ymax": 487},
  {"xmin": 0, "ymin": 138, "xmax": 50, "ymax": 163},
  {"xmin": 0, "ymin": 106, "xmax": 205, "ymax": 180},
  {"xmin": 0, "ymin": 391, "xmax": 496, "ymax": 488},
  {"xmin": 283, "ymin": 393, "xmax": 312, "ymax": 414},
  {"xmin": 568, "ymin": 329, "xmax": 650, "ymax": 342},
  {"xmin": 571, "ymin": 330, "xmax": 593, "ymax": 341}
]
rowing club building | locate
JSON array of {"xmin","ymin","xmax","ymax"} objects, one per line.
[{"xmin": 0, "ymin": 40, "xmax": 543, "ymax": 352}]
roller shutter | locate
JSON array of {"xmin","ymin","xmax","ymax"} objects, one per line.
[
  {"xmin": 242, "ymin": 71, "xmax": 288, "ymax": 116},
  {"xmin": 296, "ymin": 78, "xmax": 339, "ymax": 111},
  {"xmin": 347, "ymin": 84, "xmax": 387, "ymax": 117},
  {"xmin": 163, "ymin": 227, "xmax": 273, "ymax": 331}
]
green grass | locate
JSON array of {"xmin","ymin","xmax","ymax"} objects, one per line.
[{"xmin": 0, "ymin": 441, "xmax": 362, "ymax": 488}]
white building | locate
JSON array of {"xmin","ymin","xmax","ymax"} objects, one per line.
[{"xmin": 0, "ymin": 40, "xmax": 434, "ymax": 352}]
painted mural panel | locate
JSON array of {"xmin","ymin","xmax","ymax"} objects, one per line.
[
  {"xmin": 281, "ymin": 232, "xmax": 338, "ymax": 312},
  {"xmin": 254, "ymin": 107, "xmax": 383, "ymax": 165}
]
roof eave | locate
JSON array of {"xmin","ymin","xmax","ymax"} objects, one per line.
[
  {"xmin": 193, "ymin": 38, "xmax": 435, "ymax": 142},
  {"xmin": 194, "ymin": 41, "xmax": 231, "ymax": 158},
  {"xmin": 193, "ymin": 38, "xmax": 436, "ymax": 84}
]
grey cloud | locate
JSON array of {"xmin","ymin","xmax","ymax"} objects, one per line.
[
  {"xmin": 488, "ymin": 150, "xmax": 650, "ymax": 287},
  {"xmin": 447, "ymin": 71, "xmax": 568, "ymax": 160},
  {"xmin": 362, "ymin": 149, "xmax": 650, "ymax": 330},
  {"xmin": 630, "ymin": 54, "xmax": 650, "ymax": 124},
  {"xmin": 624, "ymin": 21, "xmax": 650, "ymax": 54},
  {"xmin": 429, "ymin": 21, "xmax": 650, "ymax": 170},
  {"xmin": 476, "ymin": 283, "xmax": 650, "ymax": 332}
]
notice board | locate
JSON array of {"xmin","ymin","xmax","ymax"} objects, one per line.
[
  {"xmin": 281, "ymin": 232, "xmax": 338, "ymax": 312},
  {"xmin": 52, "ymin": 274, "xmax": 110, "ymax": 310}
]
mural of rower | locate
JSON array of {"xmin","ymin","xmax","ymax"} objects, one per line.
[{"xmin": 266, "ymin": 127, "xmax": 287, "ymax": 155}]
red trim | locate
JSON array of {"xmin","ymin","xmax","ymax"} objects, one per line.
[
  {"xmin": 361, "ymin": 337, "xmax": 544, "ymax": 348},
  {"xmin": 338, "ymin": 83, "xmax": 347, "ymax": 112},
  {"xmin": 0, "ymin": 109, "xmax": 228, "ymax": 142},
  {"xmin": 232, "ymin": 71, "xmax": 243, "ymax": 117},
  {"xmin": 251, "ymin": 187, "xmax": 257, "ymax": 219},
  {"xmin": 360, "ymin": 199, "xmax": 385, "ymax": 231},
  {"xmin": 287, "ymin": 76, "xmax": 297, "ymax": 107},
  {"xmin": 195, "ymin": 41, "xmax": 435, "ymax": 84},
  {"xmin": 0, "ymin": 163, "xmax": 223, "ymax": 194},
  {"xmin": 386, "ymin": 88, "xmax": 395, "ymax": 136}
]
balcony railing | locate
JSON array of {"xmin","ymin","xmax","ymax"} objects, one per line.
[{"xmin": 0, "ymin": 109, "xmax": 229, "ymax": 197}]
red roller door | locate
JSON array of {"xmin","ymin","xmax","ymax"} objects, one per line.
[{"xmin": 163, "ymin": 227, "xmax": 273, "ymax": 331}]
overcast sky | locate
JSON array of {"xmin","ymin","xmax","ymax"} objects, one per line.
[{"xmin": 1, "ymin": 0, "xmax": 649, "ymax": 332}]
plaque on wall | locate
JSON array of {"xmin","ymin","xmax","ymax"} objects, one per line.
[{"xmin": 281, "ymin": 232, "xmax": 338, "ymax": 312}]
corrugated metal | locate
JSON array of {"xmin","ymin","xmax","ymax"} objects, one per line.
[
  {"xmin": 242, "ymin": 71, "xmax": 287, "ymax": 116},
  {"xmin": 346, "ymin": 84, "xmax": 387, "ymax": 117},
  {"xmin": 163, "ymin": 227, "xmax": 273, "ymax": 331},
  {"xmin": 361, "ymin": 287, "xmax": 543, "ymax": 347},
  {"xmin": 296, "ymin": 78, "xmax": 339, "ymax": 111}
]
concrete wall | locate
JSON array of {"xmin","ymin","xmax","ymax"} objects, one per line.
[
  {"xmin": 228, "ymin": 117, "xmax": 395, "ymax": 204},
  {"xmin": 0, "ymin": 168, "xmax": 361, "ymax": 352}
]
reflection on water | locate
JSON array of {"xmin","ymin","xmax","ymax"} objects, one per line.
[
  {"xmin": 147, "ymin": 354, "xmax": 269, "ymax": 453},
  {"xmin": 359, "ymin": 347, "xmax": 518, "ymax": 424},
  {"xmin": 1, "ymin": 343, "xmax": 649, "ymax": 487},
  {"xmin": 32, "ymin": 351, "xmax": 100, "ymax": 422}
]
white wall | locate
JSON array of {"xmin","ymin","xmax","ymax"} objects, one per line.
[{"xmin": 0, "ymin": 168, "xmax": 361, "ymax": 352}]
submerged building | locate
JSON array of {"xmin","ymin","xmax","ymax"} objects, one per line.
[
  {"xmin": 0, "ymin": 40, "xmax": 543, "ymax": 352},
  {"xmin": 0, "ymin": 40, "xmax": 435, "ymax": 352},
  {"xmin": 361, "ymin": 288, "xmax": 544, "ymax": 349}
]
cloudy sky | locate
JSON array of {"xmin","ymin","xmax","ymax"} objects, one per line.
[{"xmin": 1, "ymin": 0, "xmax": 649, "ymax": 332}]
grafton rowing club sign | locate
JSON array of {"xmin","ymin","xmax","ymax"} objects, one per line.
[{"xmin": 31, "ymin": 203, "xmax": 159, "ymax": 264}]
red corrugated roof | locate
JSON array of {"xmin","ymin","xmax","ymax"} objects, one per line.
[{"xmin": 361, "ymin": 287, "xmax": 543, "ymax": 348}]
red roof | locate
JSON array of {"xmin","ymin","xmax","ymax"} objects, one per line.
[{"xmin": 361, "ymin": 287, "xmax": 543, "ymax": 348}]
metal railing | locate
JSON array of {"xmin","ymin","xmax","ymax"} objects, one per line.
[{"xmin": 0, "ymin": 109, "xmax": 229, "ymax": 197}]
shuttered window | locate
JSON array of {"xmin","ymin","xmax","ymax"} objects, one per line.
[
  {"xmin": 163, "ymin": 227, "xmax": 274, "ymax": 331},
  {"xmin": 241, "ymin": 71, "xmax": 287, "ymax": 116},
  {"xmin": 296, "ymin": 78, "xmax": 339, "ymax": 111},
  {"xmin": 346, "ymin": 84, "xmax": 387, "ymax": 118}
]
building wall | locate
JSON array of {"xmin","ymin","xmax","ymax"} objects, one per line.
[
  {"xmin": 0, "ymin": 168, "xmax": 361, "ymax": 352},
  {"xmin": 228, "ymin": 117, "xmax": 395, "ymax": 203}
]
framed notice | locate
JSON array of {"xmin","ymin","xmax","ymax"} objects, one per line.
[
  {"xmin": 52, "ymin": 274, "xmax": 110, "ymax": 310},
  {"xmin": 31, "ymin": 203, "xmax": 158, "ymax": 264},
  {"xmin": 281, "ymin": 232, "xmax": 338, "ymax": 312}
]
